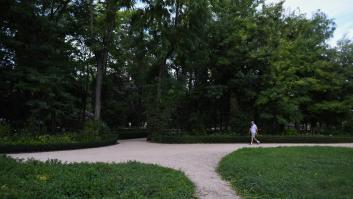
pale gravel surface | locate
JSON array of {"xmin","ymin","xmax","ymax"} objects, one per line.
[{"xmin": 9, "ymin": 139, "xmax": 353, "ymax": 199}]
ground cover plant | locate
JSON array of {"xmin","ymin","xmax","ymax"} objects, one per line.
[
  {"xmin": 218, "ymin": 147, "xmax": 353, "ymax": 199},
  {"xmin": 0, "ymin": 156, "xmax": 195, "ymax": 199},
  {"xmin": 0, "ymin": 133, "xmax": 119, "ymax": 153},
  {"xmin": 0, "ymin": 120, "xmax": 120, "ymax": 153},
  {"xmin": 0, "ymin": 133, "xmax": 102, "ymax": 145}
]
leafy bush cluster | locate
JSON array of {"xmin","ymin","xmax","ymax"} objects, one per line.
[
  {"xmin": 1, "ymin": 133, "xmax": 94, "ymax": 145},
  {"xmin": 0, "ymin": 120, "xmax": 119, "ymax": 153},
  {"xmin": 83, "ymin": 120, "xmax": 111, "ymax": 135},
  {"xmin": 0, "ymin": 133, "xmax": 118, "ymax": 153},
  {"xmin": 0, "ymin": 121, "xmax": 11, "ymax": 137},
  {"xmin": 116, "ymin": 128, "xmax": 149, "ymax": 139},
  {"xmin": 150, "ymin": 134, "xmax": 353, "ymax": 143},
  {"xmin": 218, "ymin": 147, "xmax": 353, "ymax": 199},
  {"xmin": 0, "ymin": 156, "xmax": 195, "ymax": 199}
]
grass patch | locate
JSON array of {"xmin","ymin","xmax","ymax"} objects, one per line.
[
  {"xmin": 218, "ymin": 147, "xmax": 353, "ymax": 199},
  {"xmin": 0, "ymin": 156, "xmax": 195, "ymax": 199}
]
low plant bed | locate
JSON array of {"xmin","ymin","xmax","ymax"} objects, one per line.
[
  {"xmin": 0, "ymin": 133, "xmax": 119, "ymax": 153},
  {"xmin": 217, "ymin": 147, "xmax": 353, "ymax": 199},
  {"xmin": 116, "ymin": 128, "xmax": 150, "ymax": 139},
  {"xmin": 0, "ymin": 156, "xmax": 195, "ymax": 199},
  {"xmin": 150, "ymin": 134, "xmax": 353, "ymax": 143}
]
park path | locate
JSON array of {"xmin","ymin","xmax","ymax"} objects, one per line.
[{"xmin": 9, "ymin": 139, "xmax": 353, "ymax": 199}]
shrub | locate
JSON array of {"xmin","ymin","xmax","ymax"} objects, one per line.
[
  {"xmin": 0, "ymin": 122, "xmax": 11, "ymax": 136},
  {"xmin": 0, "ymin": 133, "xmax": 119, "ymax": 153},
  {"xmin": 150, "ymin": 134, "xmax": 353, "ymax": 143},
  {"xmin": 116, "ymin": 128, "xmax": 149, "ymax": 139},
  {"xmin": 83, "ymin": 120, "xmax": 110, "ymax": 135},
  {"xmin": 25, "ymin": 117, "xmax": 47, "ymax": 134},
  {"xmin": 283, "ymin": 128, "xmax": 299, "ymax": 136}
]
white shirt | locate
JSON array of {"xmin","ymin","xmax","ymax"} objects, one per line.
[{"xmin": 250, "ymin": 124, "xmax": 257, "ymax": 134}]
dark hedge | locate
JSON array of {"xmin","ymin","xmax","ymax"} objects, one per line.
[
  {"xmin": 150, "ymin": 135, "xmax": 353, "ymax": 143},
  {"xmin": 0, "ymin": 134, "xmax": 119, "ymax": 153},
  {"xmin": 115, "ymin": 128, "xmax": 149, "ymax": 139}
]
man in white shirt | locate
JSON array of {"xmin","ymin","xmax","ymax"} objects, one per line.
[{"xmin": 250, "ymin": 121, "xmax": 260, "ymax": 145}]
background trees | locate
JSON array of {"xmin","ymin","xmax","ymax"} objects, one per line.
[{"xmin": 1, "ymin": 0, "xmax": 352, "ymax": 134}]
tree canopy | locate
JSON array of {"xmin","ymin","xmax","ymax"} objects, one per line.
[{"xmin": 1, "ymin": 0, "xmax": 353, "ymax": 134}]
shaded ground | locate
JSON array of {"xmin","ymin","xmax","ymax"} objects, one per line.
[{"xmin": 9, "ymin": 139, "xmax": 353, "ymax": 199}]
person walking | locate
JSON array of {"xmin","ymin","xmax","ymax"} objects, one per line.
[{"xmin": 250, "ymin": 121, "xmax": 260, "ymax": 145}]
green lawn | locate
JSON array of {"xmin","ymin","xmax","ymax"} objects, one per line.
[
  {"xmin": 0, "ymin": 156, "xmax": 195, "ymax": 199},
  {"xmin": 218, "ymin": 147, "xmax": 353, "ymax": 199}
]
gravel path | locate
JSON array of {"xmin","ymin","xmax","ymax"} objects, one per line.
[{"xmin": 9, "ymin": 139, "xmax": 353, "ymax": 199}]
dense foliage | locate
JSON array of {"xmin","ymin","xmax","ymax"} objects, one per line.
[
  {"xmin": 218, "ymin": 147, "xmax": 353, "ymax": 199},
  {"xmin": 0, "ymin": 133, "xmax": 118, "ymax": 153},
  {"xmin": 1, "ymin": 0, "xmax": 353, "ymax": 134},
  {"xmin": 0, "ymin": 156, "xmax": 195, "ymax": 198},
  {"xmin": 117, "ymin": 128, "xmax": 150, "ymax": 139}
]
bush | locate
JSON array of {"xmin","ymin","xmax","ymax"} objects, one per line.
[
  {"xmin": 83, "ymin": 120, "xmax": 111, "ymax": 135},
  {"xmin": 0, "ymin": 133, "xmax": 119, "ymax": 153},
  {"xmin": 0, "ymin": 156, "xmax": 195, "ymax": 199},
  {"xmin": 116, "ymin": 128, "xmax": 149, "ymax": 139},
  {"xmin": 343, "ymin": 117, "xmax": 353, "ymax": 133},
  {"xmin": 0, "ymin": 122, "xmax": 11, "ymax": 136},
  {"xmin": 25, "ymin": 117, "xmax": 47, "ymax": 134},
  {"xmin": 150, "ymin": 134, "xmax": 353, "ymax": 143},
  {"xmin": 282, "ymin": 128, "xmax": 299, "ymax": 136}
]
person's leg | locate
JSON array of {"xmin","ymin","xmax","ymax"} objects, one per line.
[
  {"xmin": 254, "ymin": 136, "xmax": 260, "ymax": 144},
  {"xmin": 251, "ymin": 134, "xmax": 255, "ymax": 144}
]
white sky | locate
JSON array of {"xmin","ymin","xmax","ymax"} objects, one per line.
[{"xmin": 266, "ymin": 0, "xmax": 353, "ymax": 46}]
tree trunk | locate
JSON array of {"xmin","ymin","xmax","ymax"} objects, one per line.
[
  {"xmin": 94, "ymin": 52, "xmax": 104, "ymax": 120},
  {"xmin": 93, "ymin": 0, "xmax": 118, "ymax": 120},
  {"xmin": 51, "ymin": 111, "xmax": 56, "ymax": 132},
  {"xmin": 229, "ymin": 91, "xmax": 240, "ymax": 130},
  {"xmin": 188, "ymin": 72, "xmax": 193, "ymax": 91},
  {"xmin": 157, "ymin": 62, "xmax": 164, "ymax": 104}
]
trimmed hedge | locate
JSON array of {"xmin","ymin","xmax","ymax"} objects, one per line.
[
  {"xmin": 0, "ymin": 134, "xmax": 119, "ymax": 153},
  {"xmin": 116, "ymin": 128, "xmax": 149, "ymax": 139},
  {"xmin": 150, "ymin": 134, "xmax": 353, "ymax": 143}
]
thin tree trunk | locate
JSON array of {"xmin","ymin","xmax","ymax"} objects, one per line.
[
  {"xmin": 94, "ymin": 56, "xmax": 102, "ymax": 120},
  {"xmin": 157, "ymin": 62, "xmax": 164, "ymax": 103},
  {"xmin": 83, "ymin": 61, "xmax": 90, "ymax": 120},
  {"xmin": 188, "ymin": 72, "xmax": 193, "ymax": 91},
  {"xmin": 229, "ymin": 90, "xmax": 240, "ymax": 129},
  {"xmin": 51, "ymin": 111, "xmax": 56, "ymax": 132},
  {"xmin": 94, "ymin": 51, "xmax": 107, "ymax": 120}
]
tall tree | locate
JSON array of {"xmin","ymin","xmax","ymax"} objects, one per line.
[{"xmin": 91, "ymin": 0, "xmax": 118, "ymax": 120}]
